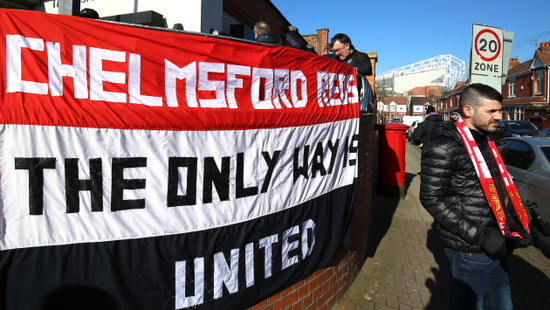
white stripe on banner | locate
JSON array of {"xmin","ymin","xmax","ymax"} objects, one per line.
[{"xmin": 0, "ymin": 120, "xmax": 358, "ymax": 250}]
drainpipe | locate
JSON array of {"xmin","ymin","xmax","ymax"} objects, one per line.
[{"xmin": 547, "ymin": 65, "xmax": 549, "ymax": 104}]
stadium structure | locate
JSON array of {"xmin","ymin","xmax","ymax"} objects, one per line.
[{"xmin": 376, "ymin": 55, "xmax": 466, "ymax": 94}]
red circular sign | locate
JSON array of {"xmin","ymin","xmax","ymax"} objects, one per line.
[{"xmin": 474, "ymin": 29, "xmax": 501, "ymax": 62}]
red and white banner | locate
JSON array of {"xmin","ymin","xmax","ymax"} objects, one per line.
[{"xmin": 0, "ymin": 9, "xmax": 359, "ymax": 310}]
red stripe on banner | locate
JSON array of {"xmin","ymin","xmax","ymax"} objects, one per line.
[{"xmin": 0, "ymin": 9, "xmax": 359, "ymax": 131}]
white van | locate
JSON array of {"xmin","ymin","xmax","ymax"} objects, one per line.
[{"xmin": 401, "ymin": 115, "xmax": 424, "ymax": 127}]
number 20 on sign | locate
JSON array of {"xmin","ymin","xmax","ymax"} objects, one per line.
[{"xmin": 471, "ymin": 24, "xmax": 503, "ymax": 76}]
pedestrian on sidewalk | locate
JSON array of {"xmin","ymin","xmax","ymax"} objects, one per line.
[
  {"xmin": 419, "ymin": 83, "xmax": 533, "ymax": 310},
  {"xmin": 411, "ymin": 105, "xmax": 442, "ymax": 149},
  {"xmin": 450, "ymin": 108, "xmax": 460, "ymax": 121}
]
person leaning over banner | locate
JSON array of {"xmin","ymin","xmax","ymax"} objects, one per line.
[
  {"xmin": 419, "ymin": 83, "xmax": 533, "ymax": 310},
  {"xmin": 411, "ymin": 105, "xmax": 442, "ymax": 149},
  {"xmin": 330, "ymin": 33, "xmax": 372, "ymax": 76},
  {"xmin": 329, "ymin": 33, "xmax": 373, "ymax": 111},
  {"xmin": 254, "ymin": 21, "xmax": 278, "ymax": 45}
]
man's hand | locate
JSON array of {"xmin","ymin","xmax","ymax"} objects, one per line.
[
  {"xmin": 508, "ymin": 220, "xmax": 533, "ymax": 248},
  {"xmin": 478, "ymin": 229, "xmax": 509, "ymax": 259}
]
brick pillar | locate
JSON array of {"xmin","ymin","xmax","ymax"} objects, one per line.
[
  {"xmin": 316, "ymin": 28, "xmax": 329, "ymax": 55},
  {"xmin": 537, "ymin": 42, "xmax": 550, "ymax": 53}
]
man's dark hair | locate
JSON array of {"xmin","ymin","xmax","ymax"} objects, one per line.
[
  {"xmin": 459, "ymin": 83, "xmax": 503, "ymax": 111},
  {"xmin": 426, "ymin": 106, "xmax": 435, "ymax": 114},
  {"xmin": 330, "ymin": 33, "xmax": 352, "ymax": 46}
]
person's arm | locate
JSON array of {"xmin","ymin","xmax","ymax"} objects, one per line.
[
  {"xmin": 420, "ymin": 142, "xmax": 485, "ymax": 245},
  {"xmin": 354, "ymin": 52, "xmax": 372, "ymax": 76},
  {"xmin": 411, "ymin": 122, "xmax": 425, "ymax": 145},
  {"xmin": 323, "ymin": 53, "xmax": 338, "ymax": 60}
]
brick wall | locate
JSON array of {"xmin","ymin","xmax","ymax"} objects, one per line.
[
  {"xmin": 248, "ymin": 114, "xmax": 376, "ymax": 310},
  {"xmin": 515, "ymin": 74, "xmax": 533, "ymax": 97},
  {"xmin": 316, "ymin": 29, "xmax": 329, "ymax": 55},
  {"xmin": 302, "ymin": 28, "xmax": 329, "ymax": 55},
  {"xmin": 366, "ymin": 53, "xmax": 378, "ymax": 99}
]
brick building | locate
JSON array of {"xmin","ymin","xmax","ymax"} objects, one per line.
[
  {"xmin": 377, "ymin": 96, "xmax": 408, "ymax": 121},
  {"xmin": 407, "ymin": 86, "xmax": 442, "ymax": 117},
  {"xmin": 501, "ymin": 42, "xmax": 550, "ymax": 129},
  {"xmin": 436, "ymin": 43, "xmax": 550, "ymax": 128},
  {"xmin": 303, "ymin": 28, "xmax": 330, "ymax": 55},
  {"xmin": 434, "ymin": 82, "xmax": 466, "ymax": 120}
]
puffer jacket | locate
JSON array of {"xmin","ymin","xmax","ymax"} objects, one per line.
[
  {"xmin": 342, "ymin": 49, "xmax": 372, "ymax": 76},
  {"xmin": 419, "ymin": 121, "xmax": 505, "ymax": 253},
  {"xmin": 411, "ymin": 113, "xmax": 443, "ymax": 147}
]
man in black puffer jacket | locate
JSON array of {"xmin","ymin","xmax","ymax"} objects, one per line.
[{"xmin": 420, "ymin": 84, "xmax": 532, "ymax": 310}]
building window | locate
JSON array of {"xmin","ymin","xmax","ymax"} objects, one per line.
[
  {"xmin": 534, "ymin": 70, "xmax": 543, "ymax": 95},
  {"xmin": 508, "ymin": 106, "xmax": 524, "ymax": 120},
  {"xmin": 508, "ymin": 80, "xmax": 515, "ymax": 97}
]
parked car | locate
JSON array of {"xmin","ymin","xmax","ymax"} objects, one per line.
[
  {"xmin": 496, "ymin": 120, "xmax": 540, "ymax": 138},
  {"xmin": 497, "ymin": 137, "xmax": 550, "ymax": 221},
  {"xmin": 538, "ymin": 127, "xmax": 550, "ymax": 137}
]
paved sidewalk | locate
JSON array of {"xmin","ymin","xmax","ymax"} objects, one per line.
[{"xmin": 333, "ymin": 142, "xmax": 550, "ymax": 310}]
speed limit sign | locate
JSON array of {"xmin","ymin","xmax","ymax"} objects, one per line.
[{"xmin": 471, "ymin": 24, "xmax": 503, "ymax": 77}]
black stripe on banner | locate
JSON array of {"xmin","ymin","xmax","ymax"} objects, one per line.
[{"xmin": 0, "ymin": 183, "xmax": 355, "ymax": 310}]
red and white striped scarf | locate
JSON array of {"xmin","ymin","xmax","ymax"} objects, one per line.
[{"xmin": 455, "ymin": 117, "xmax": 530, "ymax": 237}]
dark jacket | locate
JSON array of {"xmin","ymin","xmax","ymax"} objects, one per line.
[
  {"xmin": 330, "ymin": 49, "xmax": 372, "ymax": 104},
  {"xmin": 342, "ymin": 49, "xmax": 372, "ymax": 76},
  {"xmin": 412, "ymin": 113, "xmax": 442, "ymax": 147},
  {"xmin": 255, "ymin": 33, "xmax": 278, "ymax": 45},
  {"xmin": 419, "ymin": 121, "xmax": 507, "ymax": 252}
]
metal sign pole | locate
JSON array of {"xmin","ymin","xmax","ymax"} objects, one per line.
[{"xmin": 501, "ymin": 30, "xmax": 515, "ymax": 85}]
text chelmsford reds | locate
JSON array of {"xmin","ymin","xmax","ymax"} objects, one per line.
[
  {"xmin": 6, "ymin": 35, "xmax": 359, "ymax": 109},
  {"xmin": 14, "ymin": 136, "xmax": 358, "ymax": 215}
]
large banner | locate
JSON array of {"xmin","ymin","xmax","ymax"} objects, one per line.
[{"xmin": 0, "ymin": 9, "xmax": 359, "ymax": 310}]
